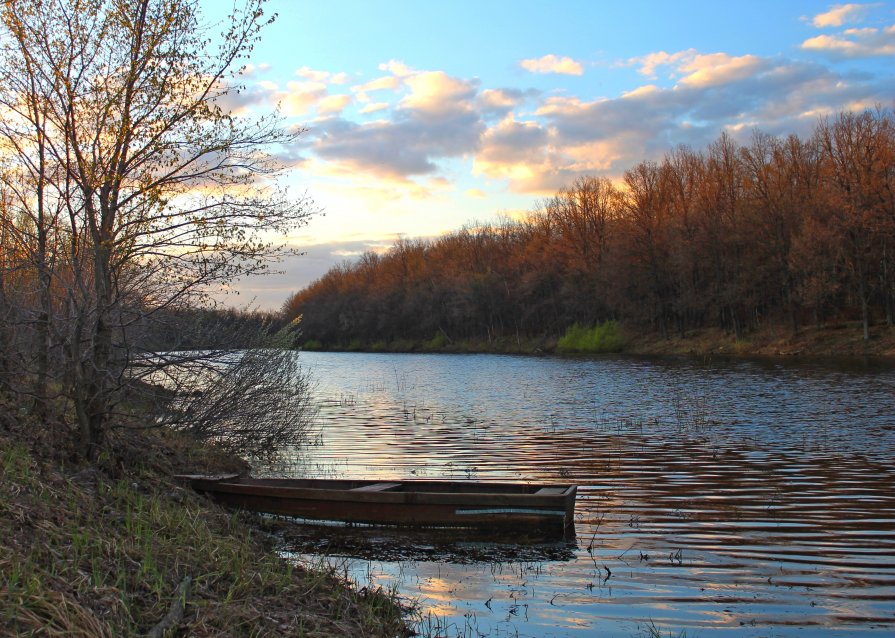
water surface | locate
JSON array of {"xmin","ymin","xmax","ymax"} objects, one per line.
[{"xmin": 263, "ymin": 352, "xmax": 895, "ymax": 637}]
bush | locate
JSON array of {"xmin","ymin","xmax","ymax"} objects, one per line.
[
  {"xmin": 302, "ymin": 339, "xmax": 323, "ymax": 351},
  {"xmin": 159, "ymin": 349, "xmax": 318, "ymax": 459},
  {"xmin": 557, "ymin": 321, "xmax": 625, "ymax": 353},
  {"xmin": 345, "ymin": 339, "xmax": 364, "ymax": 351},
  {"xmin": 424, "ymin": 332, "xmax": 447, "ymax": 350}
]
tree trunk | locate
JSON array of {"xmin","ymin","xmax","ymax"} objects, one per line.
[{"xmin": 858, "ymin": 274, "xmax": 870, "ymax": 342}]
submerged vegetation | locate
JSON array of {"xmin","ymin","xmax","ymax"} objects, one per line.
[{"xmin": 285, "ymin": 109, "xmax": 895, "ymax": 354}]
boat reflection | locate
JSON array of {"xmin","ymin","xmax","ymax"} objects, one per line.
[{"xmin": 276, "ymin": 520, "xmax": 578, "ymax": 563}]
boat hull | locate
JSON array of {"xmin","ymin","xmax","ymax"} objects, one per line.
[{"xmin": 177, "ymin": 476, "xmax": 577, "ymax": 536}]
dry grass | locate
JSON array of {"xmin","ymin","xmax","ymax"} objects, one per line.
[
  {"xmin": 624, "ymin": 323, "xmax": 895, "ymax": 358},
  {"xmin": 0, "ymin": 401, "xmax": 410, "ymax": 637}
]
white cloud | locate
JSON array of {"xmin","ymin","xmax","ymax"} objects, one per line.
[
  {"xmin": 295, "ymin": 67, "xmax": 349, "ymax": 85},
  {"xmin": 622, "ymin": 84, "xmax": 660, "ymax": 98},
  {"xmin": 359, "ymin": 102, "xmax": 390, "ymax": 114},
  {"xmin": 318, "ymin": 94, "xmax": 352, "ymax": 115},
  {"xmin": 632, "ymin": 49, "xmax": 696, "ymax": 78},
  {"xmin": 630, "ymin": 49, "xmax": 766, "ymax": 88},
  {"xmin": 308, "ymin": 64, "xmax": 484, "ymax": 181},
  {"xmin": 239, "ymin": 63, "xmax": 271, "ymax": 77},
  {"xmin": 480, "ymin": 89, "xmax": 519, "ymax": 110},
  {"xmin": 281, "ymin": 80, "xmax": 328, "ymax": 116},
  {"xmin": 810, "ymin": 3, "xmax": 874, "ymax": 28},
  {"xmin": 801, "ymin": 24, "xmax": 895, "ymax": 57},
  {"xmin": 379, "ymin": 60, "xmax": 416, "ymax": 77},
  {"xmin": 352, "ymin": 75, "xmax": 401, "ymax": 95},
  {"xmin": 276, "ymin": 44, "xmax": 893, "ymax": 201},
  {"xmin": 678, "ymin": 53, "xmax": 767, "ymax": 88},
  {"xmin": 400, "ymin": 71, "xmax": 478, "ymax": 116},
  {"xmin": 519, "ymin": 54, "xmax": 584, "ymax": 76}
]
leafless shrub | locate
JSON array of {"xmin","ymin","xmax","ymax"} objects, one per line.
[{"xmin": 157, "ymin": 347, "xmax": 317, "ymax": 459}]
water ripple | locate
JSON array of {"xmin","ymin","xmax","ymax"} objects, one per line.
[{"xmin": 262, "ymin": 352, "xmax": 895, "ymax": 637}]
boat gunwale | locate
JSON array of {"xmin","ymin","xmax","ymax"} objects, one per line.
[{"xmin": 182, "ymin": 476, "xmax": 576, "ymax": 507}]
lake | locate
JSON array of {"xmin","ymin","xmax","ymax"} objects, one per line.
[{"xmin": 259, "ymin": 351, "xmax": 895, "ymax": 637}]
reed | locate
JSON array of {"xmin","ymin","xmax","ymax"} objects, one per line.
[{"xmin": 639, "ymin": 619, "xmax": 688, "ymax": 638}]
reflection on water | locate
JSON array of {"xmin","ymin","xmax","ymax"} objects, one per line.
[{"xmin": 258, "ymin": 352, "xmax": 895, "ymax": 637}]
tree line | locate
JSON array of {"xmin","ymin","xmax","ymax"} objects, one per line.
[
  {"xmin": 0, "ymin": 0, "xmax": 312, "ymax": 459},
  {"xmin": 284, "ymin": 109, "xmax": 895, "ymax": 348}
]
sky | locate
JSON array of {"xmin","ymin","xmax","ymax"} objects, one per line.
[{"xmin": 201, "ymin": 0, "xmax": 895, "ymax": 308}]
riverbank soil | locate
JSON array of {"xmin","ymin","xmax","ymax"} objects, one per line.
[
  {"xmin": 624, "ymin": 323, "xmax": 895, "ymax": 358},
  {"xmin": 309, "ymin": 323, "xmax": 895, "ymax": 359},
  {"xmin": 0, "ymin": 397, "xmax": 410, "ymax": 637}
]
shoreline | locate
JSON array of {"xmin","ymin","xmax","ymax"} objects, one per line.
[
  {"xmin": 0, "ymin": 410, "xmax": 411, "ymax": 637},
  {"xmin": 302, "ymin": 323, "xmax": 895, "ymax": 361}
]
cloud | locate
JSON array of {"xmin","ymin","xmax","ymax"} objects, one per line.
[
  {"xmin": 677, "ymin": 53, "xmax": 768, "ymax": 88},
  {"xmin": 359, "ymin": 102, "xmax": 390, "ymax": 114},
  {"xmin": 623, "ymin": 84, "xmax": 660, "ymax": 98},
  {"xmin": 238, "ymin": 63, "xmax": 271, "ymax": 77},
  {"xmin": 213, "ymin": 79, "xmax": 278, "ymax": 116},
  {"xmin": 352, "ymin": 75, "xmax": 401, "ymax": 102},
  {"xmin": 227, "ymin": 240, "xmax": 399, "ymax": 308},
  {"xmin": 317, "ymin": 94, "xmax": 352, "ymax": 115},
  {"xmin": 478, "ymin": 88, "xmax": 540, "ymax": 117},
  {"xmin": 632, "ymin": 49, "xmax": 696, "ymax": 78},
  {"xmin": 519, "ymin": 54, "xmax": 584, "ymax": 75},
  {"xmin": 630, "ymin": 49, "xmax": 767, "ymax": 88},
  {"xmin": 801, "ymin": 24, "xmax": 895, "ymax": 57},
  {"xmin": 273, "ymin": 45, "xmax": 892, "ymax": 202},
  {"xmin": 305, "ymin": 65, "xmax": 485, "ymax": 181},
  {"xmin": 295, "ymin": 66, "xmax": 349, "ymax": 85},
  {"xmin": 476, "ymin": 116, "xmax": 548, "ymax": 165},
  {"xmin": 310, "ymin": 102, "xmax": 483, "ymax": 180},
  {"xmin": 400, "ymin": 71, "xmax": 479, "ymax": 116},
  {"xmin": 281, "ymin": 80, "xmax": 328, "ymax": 116},
  {"xmin": 379, "ymin": 60, "xmax": 415, "ymax": 77},
  {"xmin": 473, "ymin": 116, "xmax": 575, "ymax": 194},
  {"xmin": 810, "ymin": 3, "xmax": 874, "ymax": 28},
  {"xmin": 470, "ymin": 50, "xmax": 894, "ymax": 194},
  {"xmin": 354, "ymin": 76, "xmax": 401, "ymax": 93}
]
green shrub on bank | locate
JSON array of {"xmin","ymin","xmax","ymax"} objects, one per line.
[
  {"xmin": 557, "ymin": 321, "xmax": 625, "ymax": 353},
  {"xmin": 424, "ymin": 332, "xmax": 448, "ymax": 351},
  {"xmin": 302, "ymin": 339, "xmax": 323, "ymax": 350},
  {"xmin": 346, "ymin": 339, "xmax": 364, "ymax": 351}
]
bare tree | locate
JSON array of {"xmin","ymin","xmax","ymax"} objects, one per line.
[
  {"xmin": 817, "ymin": 110, "xmax": 893, "ymax": 341},
  {"xmin": 0, "ymin": 0, "xmax": 314, "ymax": 458}
]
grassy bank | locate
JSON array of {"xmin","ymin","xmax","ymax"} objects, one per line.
[
  {"xmin": 0, "ymin": 399, "xmax": 410, "ymax": 637},
  {"xmin": 302, "ymin": 322, "xmax": 895, "ymax": 359}
]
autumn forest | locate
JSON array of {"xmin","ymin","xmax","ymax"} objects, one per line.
[{"xmin": 284, "ymin": 109, "xmax": 895, "ymax": 350}]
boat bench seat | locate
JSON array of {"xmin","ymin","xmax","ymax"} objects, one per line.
[
  {"xmin": 534, "ymin": 487, "xmax": 567, "ymax": 495},
  {"xmin": 351, "ymin": 482, "xmax": 401, "ymax": 492}
]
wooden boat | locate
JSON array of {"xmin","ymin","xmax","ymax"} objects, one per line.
[{"xmin": 176, "ymin": 475, "xmax": 577, "ymax": 535}]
